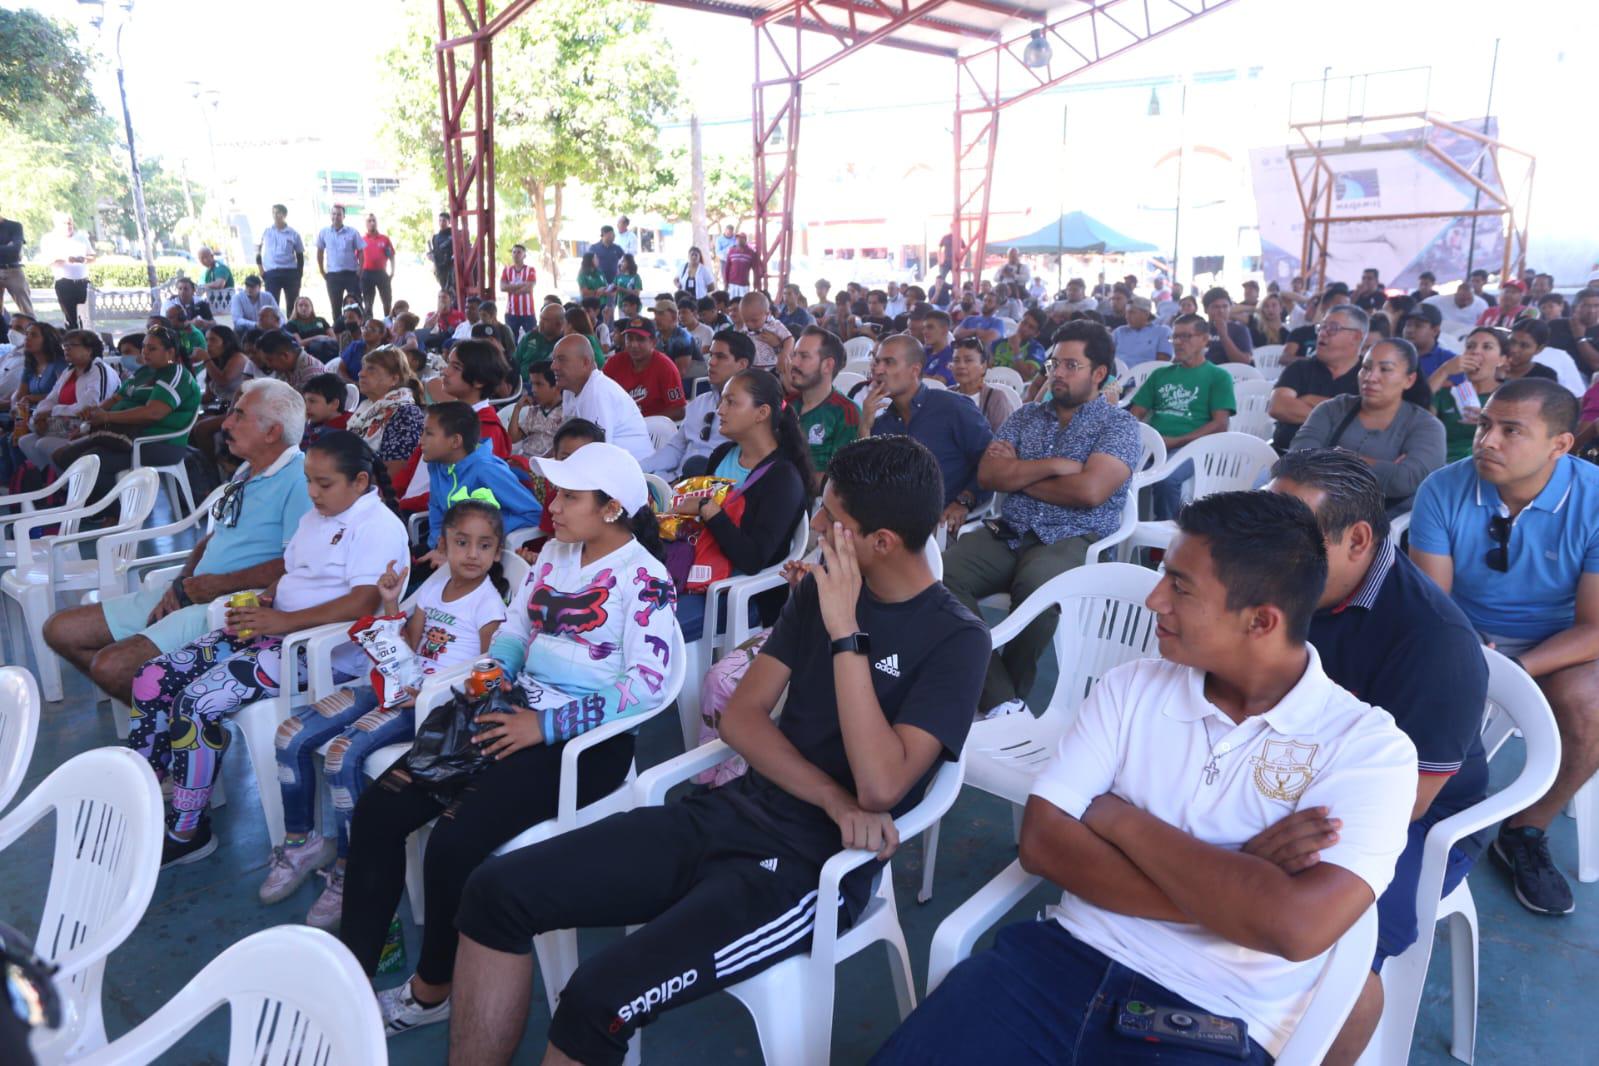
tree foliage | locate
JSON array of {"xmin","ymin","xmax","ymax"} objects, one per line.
[
  {"xmin": 380, "ymin": 0, "xmax": 680, "ymax": 285},
  {"xmin": 592, "ymin": 145, "xmax": 753, "ymax": 232}
]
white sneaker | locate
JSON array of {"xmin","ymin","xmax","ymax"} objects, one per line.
[
  {"xmin": 378, "ymin": 978, "xmax": 451, "ymax": 1036},
  {"xmin": 979, "ymin": 698, "xmax": 1028, "ymax": 721},
  {"xmin": 305, "ymin": 867, "xmax": 345, "ymax": 930},
  {"xmin": 258, "ymin": 836, "xmax": 337, "ymax": 904}
]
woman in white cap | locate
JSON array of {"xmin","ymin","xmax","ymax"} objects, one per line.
[{"xmin": 338, "ymin": 441, "xmax": 683, "ymax": 1036}]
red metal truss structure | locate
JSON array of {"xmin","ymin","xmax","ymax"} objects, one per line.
[
  {"xmin": 1288, "ymin": 110, "xmax": 1535, "ymax": 293},
  {"xmin": 435, "ymin": 0, "xmax": 1236, "ymax": 300}
]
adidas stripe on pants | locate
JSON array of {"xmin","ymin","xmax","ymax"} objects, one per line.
[{"xmin": 457, "ymin": 788, "xmax": 844, "ymax": 1066}]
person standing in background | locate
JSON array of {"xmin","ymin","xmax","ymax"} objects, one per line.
[
  {"xmin": 256, "ymin": 204, "xmax": 305, "ymax": 312},
  {"xmin": 615, "ymin": 216, "xmax": 639, "ymax": 256},
  {"xmin": 316, "ymin": 205, "xmax": 365, "ymax": 319},
  {"xmin": 429, "ymin": 212, "xmax": 455, "ymax": 295},
  {"xmin": 358, "ymin": 213, "xmax": 396, "ymax": 320},
  {"xmin": 43, "ymin": 218, "xmax": 93, "ymax": 330},
  {"xmin": 0, "ymin": 207, "xmax": 32, "ymax": 318},
  {"xmin": 499, "ymin": 244, "xmax": 537, "ymax": 344},
  {"xmin": 714, "ymin": 224, "xmax": 737, "ymax": 285}
]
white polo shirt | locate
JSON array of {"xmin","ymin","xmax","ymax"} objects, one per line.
[
  {"xmin": 276, "ymin": 489, "xmax": 409, "ymax": 614},
  {"xmin": 563, "ymin": 370, "xmax": 653, "ymax": 461},
  {"xmin": 317, "ymin": 225, "xmax": 366, "ymax": 274},
  {"xmin": 1029, "ymin": 650, "xmax": 1415, "ymax": 1058}
]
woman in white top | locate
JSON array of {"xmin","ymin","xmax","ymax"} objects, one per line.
[
  {"xmin": 127, "ymin": 431, "xmax": 409, "ymax": 867},
  {"xmin": 676, "ymin": 246, "xmax": 715, "ymax": 300},
  {"xmin": 338, "ymin": 442, "xmax": 681, "ymax": 1034},
  {"xmin": 950, "ymin": 336, "xmax": 1021, "ymax": 433},
  {"xmin": 18, "ymin": 329, "xmax": 119, "ymax": 471}
]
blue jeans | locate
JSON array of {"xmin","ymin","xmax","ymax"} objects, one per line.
[
  {"xmin": 275, "ymin": 687, "xmax": 415, "ymax": 858},
  {"xmin": 1150, "ymin": 458, "xmax": 1194, "ymax": 522},
  {"xmin": 872, "ymin": 921, "xmax": 1274, "ymax": 1065},
  {"xmin": 1373, "ymin": 808, "xmax": 1476, "ymax": 971}
]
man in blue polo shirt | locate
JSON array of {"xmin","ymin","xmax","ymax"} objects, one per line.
[
  {"xmin": 1410, "ymin": 378, "xmax": 1599, "ymax": 915},
  {"xmin": 43, "ymin": 379, "xmax": 314, "ymax": 707},
  {"xmin": 955, "ymin": 291, "xmax": 1006, "ymax": 350},
  {"xmin": 922, "ymin": 309, "xmax": 957, "ymax": 385},
  {"xmin": 862, "ymin": 333, "xmax": 991, "ymax": 527},
  {"xmin": 1270, "ymin": 449, "xmax": 1488, "ymax": 1061}
]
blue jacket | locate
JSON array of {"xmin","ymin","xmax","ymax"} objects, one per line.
[{"xmin": 427, "ymin": 440, "xmax": 542, "ymax": 541}]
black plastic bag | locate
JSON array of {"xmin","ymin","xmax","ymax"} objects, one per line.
[{"xmin": 402, "ymin": 684, "xmax": 521, "ymax": 795}]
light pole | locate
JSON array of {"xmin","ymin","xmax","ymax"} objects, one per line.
[{"xmin": 78, "ymin": 0, "xmax": 159, "ymax": 313}]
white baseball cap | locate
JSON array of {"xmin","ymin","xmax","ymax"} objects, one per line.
[{"xmin": 533, "ymin": 442, "xmax": 647, "ymax": 514}]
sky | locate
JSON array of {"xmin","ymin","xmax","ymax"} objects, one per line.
[{"xmin": 11, "ymin": 0, "xmax": 1597, "ymax": 282}]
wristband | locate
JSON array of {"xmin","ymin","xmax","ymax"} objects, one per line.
[{"xmin": 171, "ymin": 578, "xmax": 194, "ymax": 608}]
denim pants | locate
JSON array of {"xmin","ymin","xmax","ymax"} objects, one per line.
[
  {"xmin": 872, "ymin": 921, "xmax": 1274, "ymax": 1065},
  {"xmin": 1149, "ymin": 458, "xmax": 1194, "ymax": 522},
  {"xmin": 274, "ymin": 686, "xmax": 415, "ymax": 858}
]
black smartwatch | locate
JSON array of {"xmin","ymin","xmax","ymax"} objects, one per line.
[{"xmin": 830, "ymin": 632, "xmax": 871, "ymax": 657}]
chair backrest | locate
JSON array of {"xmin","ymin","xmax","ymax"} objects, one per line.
[
  {"xmin": 345, "ymin": 382, "xmax": 360, "ymax": 413},
  {"xmin": 1173, "ymin": 432, "xmax": 1279, "ymax": 500},
  {"xmin": 0, "ymin": 667, "xmax": 39, "ymax": 812},
  {"xmin": 14, "ymin": 469, "xmax": 161, "ymax": 577},
  {"xmin": 984, "ymin": 365, "xmax": 1024, "ymax": 392},
  {"xmin": 644, "ymin": 472, "xmax": 674, "ymax": 512},
  {"xmin": 843, "ymin": 335, "xmax": 876, "ymax": 363},
  {"xmin": 1230, "ymin": 380, "xmax": 1275, "ymax": 441},
  {"xmin": 1119, "ymin": 359, "xmax": 1167, "ymax": 399},
  {"xmin": 0, "ymin": 747, "xmax": 161, "ymax": 1059},
  {"xmin": 833, "ymin": 370, "xmax": 866, "ymax": 397},
  {"xmin": 1133, "ymin": 422, "xmax": 1168, "ymax": 485},
  {"xmin": 1252, "ymin": 344, "xmax": 1287, "ymax": 381},
  {"xmin": 498, "ymin": 401, "xmax": 516, "ymax": 431},
  {"xmin": 70, "ymin": 926, "xmax": 387, "ymax": 1066},
  {"xmin": 499, "ymin": 546, "xmax": 532, "ymax": 601},
  {"xmin": 0, "ymin": 455, "xmax": 100, "ymax": 546},
  {"xmin": 1221, "ymin": 361, "xmax": 1264, "ymax": 383},
  {"xmin": 995, "ymin": 563, "xmax": 1162, "ymax": 719},
  {"xmin": 644, "ymin": 414, "xmax": 678, "ymax": 450},
  {"xmin": 489, "ymin": 379, "xmax": 523, "ymax": 410},
  {"xmin": 1113, "ymin": 356, "xmax": 1131, "ymax": 382}
]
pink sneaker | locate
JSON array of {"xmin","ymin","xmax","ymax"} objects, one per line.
[
  {"xmin": 258, "ymin": 836, "xmax": 336, "ymax": 904},
  {"xmin": 306, "ymin": 866, "xmax": 345, "ymax": 930}
]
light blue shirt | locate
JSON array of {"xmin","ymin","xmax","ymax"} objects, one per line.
[
  {"xmin": 713, "ymin": 445, "xmax": 751, "ymax": 487},
  {"xmin": 194, "ymin": 449, "xmax": 314, "ymax": 577},
  {"xmin": 258, "ymin": 224, "xmax": 304, "ymax": 271},
  {"xmin": 1410, "ymin": 455, "xmax": 1599, "ymax": 642},
  {"xmin": 1112, "ymin": 323, "xmax": 1174, "ymax": 366},
  {"xmin": 316, "ymin": 225, "xmax": 365, "ymax": 273}
]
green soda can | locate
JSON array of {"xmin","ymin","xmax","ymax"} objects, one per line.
[{"xmin": 376, "ymin": 915, "xmax": 407, "ymax": 975}]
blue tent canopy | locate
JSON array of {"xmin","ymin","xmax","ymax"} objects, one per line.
[{"xmin": 986, "ymin": 210, "xmax": 1159, "ymax": 256}]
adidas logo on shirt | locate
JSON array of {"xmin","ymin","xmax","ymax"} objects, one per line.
[
  {"xmin": 758, "ymin": 858, "xmax": 779, "ymax": 873},
  {"xmin": 874, "ymin": 654, "xmax": 900, "ymax": 678}
]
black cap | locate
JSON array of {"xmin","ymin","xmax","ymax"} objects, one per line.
[{"xmin": 1401, "ymin": 303, "xmax": 1442, "ymax": 329}]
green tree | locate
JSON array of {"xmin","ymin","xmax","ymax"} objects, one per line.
[
  {"xmin": 0, "ymin": 9, "xmax": 122, "ymax": 245},
  {"xmin": 594, "ymin": 145, "xmax": 753, "ymax": 233},
  {"xmin": 380, "ymin": 0, "xmax": 680, "ymax": 286}
]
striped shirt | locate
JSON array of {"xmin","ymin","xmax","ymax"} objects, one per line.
[{"xmin": 500, "ymin": 263, "xmax": 537, "ymax": 317}]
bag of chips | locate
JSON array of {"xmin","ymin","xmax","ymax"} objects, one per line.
[
  {"xmin": 349, "ymin": 614, "xmax": 426, "ymax": 708},
  {"xmin": 658, "ymin": 476, "xmax": 736, "ymax": 541}
]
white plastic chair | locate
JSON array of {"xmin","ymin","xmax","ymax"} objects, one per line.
[
  {"xmin": 844, "ymin": 356, "xmax": 874, "ymax": 380},
  {"xmin": 1230, "ymin": 379, "xmax": 1276, "ymax": 441},
  {"xmin": 615, "ymin": 744, "xmax": 966, "ymax": 1066},
  {"xmin": 644, "ymin": 472, "xmax": 673, "ymax": 512},
  {"xmin": 1253, "ymin": 343, "xmax": 1288, "ymax": 382},
  {"xmin": 843, "ymin": 335, "xmax": 876, "ymax": 363},
  {"xmin": 1118, "ymin": 359, "xmax": 1168, "ymax": 401},
  {"xmin": 0, "ymin": 747, "xmax": 162, "ymax": 1062},
  {"xmin": 926, "ymin": 862, "xmax": 1378, "ymax": 1066},
  {"xmin": 0, "ymin": 455, "xmax": 100, "ymax": 574},
  {"xmin": 129, "ymin": 405, "xmax": 203, "ymax": 517},
  {"xmin": 345, "ymin": 382, "xmax": 361, "ymax": 413},
  {"xmin": 918, "ymin": 563, "xmax": 1162, "ymax": 903},
  {"xmin": 641, "ymin": 415, "xmax": 677, "ymax": 452},
  {"xmin": 0, "ymin": 470, "xmax": 161, "ymax": 703},
  {"xmin": 0, "ymin": 666, "xmax": 39, "ymax": 812},
  {"xmin": 70, "ymin": 925, "xmax": 388, "ymax": 1066},
  {"xmin": 675, "ymin": 513, "xmax": 809, "ymax": 750},
  {"xmin": 1355, "ymin": 648, "xmax": 1561, "ymax": 1066},
  {"xmin": 1221, "ymin": 361, "xmax": 1264, "ymax": 383},
  {"xmin": 984, "ymin": 365, "xmax": 1024, "ymax": 392},
  {"xmin": 1120, "ymin": 432, "xmax": 1280, "ymax": 560},
  {"xmin": 833, "ymin": 370, "xmax": 866, "ymax": 397},
  {"xmin": 922, "ymin": 377, "xmax": 947, "ymax": 390}
]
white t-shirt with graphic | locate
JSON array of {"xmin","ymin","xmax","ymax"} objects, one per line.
[{"xmin": 412, "ymin": 567, "xmax": 509, "ymax": 671}]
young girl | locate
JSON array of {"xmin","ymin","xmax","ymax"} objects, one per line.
[
  {"xmin": 613, "ymin": 253, "xmax": 644, "ymax": 312},
  {"xmin": 338, "ymin": 441, "xmax": 679, "ymax": 1034},
  {"xmin": 18, "ymin": 329, "xmax": 119, "ymax": 473},
  {"xmin": 128, "ymin": 431, "xmax": 410, "ymax": 869},
  {"xmin": 508, "ymin": 361, "xmax": 563, "ymax": 458},
  {"xmin": 262, "ymin": 500, "xmax": 509, "ymax": 929}
]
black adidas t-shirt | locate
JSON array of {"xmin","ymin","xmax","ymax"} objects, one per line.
[{"xmin": 720, "ymin": 572, "xmax": 988, "ymax": 916}]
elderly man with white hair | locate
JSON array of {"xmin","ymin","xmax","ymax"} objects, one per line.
[
  {"xmin": 43, "ymin": 377, "xmax": 314, "ymax": 706},
  {"xmin": 550, "ymin": 333, "xmax": 653, "ymax": 460}
]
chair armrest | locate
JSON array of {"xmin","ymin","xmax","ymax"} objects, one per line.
[
  {"xmin": 726, "ymin": 571, "xmax": 789, "ymax": 647},
  {"xmin": 634, "ymin": 740, "xmax": 738, "ymax": 807},
  {"xmin": 926, "ymin": 859, "xmax": 1043, "ymax": 994},
  {"xmin": 555, "ymin": 699, "xmax": 674, "ymax": 827}
]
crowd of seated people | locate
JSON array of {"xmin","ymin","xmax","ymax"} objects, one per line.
[{"xmin": 7, "ymin": 246, "xmax": 1599, "ymax": 1066}]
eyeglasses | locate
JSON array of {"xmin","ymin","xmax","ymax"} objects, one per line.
[
  {"xmin": 1170, "ymin": 331, "xmax": 1203, "ymax": 342},
  {"xmin": 212, "ymin": 479, "xmax": 246, "ymax": 528},
  {"xmin": 1317, "ymin": 322, "xmax": 1359, "ymax": 335},
  {"xmin": 1486, "ymin": 514, "xmax": 1512, "ymax": 572},
  {"xmin": 1045, "ymin": 359, "xmax": 1091, "ymax": 374}
]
